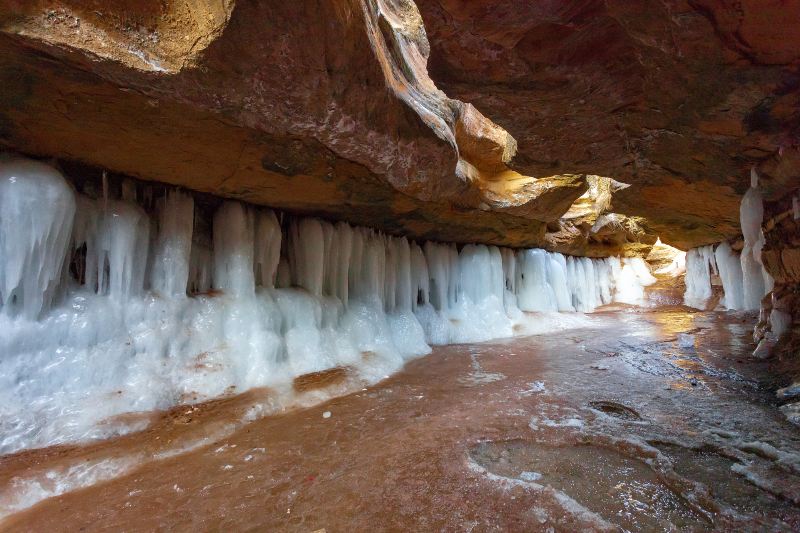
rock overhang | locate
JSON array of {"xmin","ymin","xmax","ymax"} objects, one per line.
[{"xmin": 2, "ymin": 0, "xmax": 797, "ymax": 256}]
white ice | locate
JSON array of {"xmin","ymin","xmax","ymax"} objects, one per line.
[
  {"xmin": 684, "ymin": 171, "xmax": 774, "ymax": 311},
  {"xmin": 0, "ymin": 157, "xmax": 658, "ymax": 454},
  {"xmin": 714, "ymin": 241, "xmax": 744, "ymax": 310},
  {"xmin": 740, "ymin": 168, "xmax": 772, "ymax": 310},
  {"xmin": 683, "ymin": 245, "xmax": 716, "ymax": 309}
]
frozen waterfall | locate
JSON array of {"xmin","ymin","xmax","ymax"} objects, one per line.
[{"xmin": 0, "ymin": 157, "xmax": 656, "ymax": 453}]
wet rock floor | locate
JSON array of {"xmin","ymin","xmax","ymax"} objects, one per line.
[{"xmin": 2, "ymin": 305, "xmax": 800, "ymax": 531}]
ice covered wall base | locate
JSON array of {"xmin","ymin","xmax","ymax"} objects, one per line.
[
  {"xmin": 683, "ymin": 170, "xmax": 784, "ymax": 358},
  {"xmin": 0, "ymin": 158, "xmax": 656, "ymax": 454}
]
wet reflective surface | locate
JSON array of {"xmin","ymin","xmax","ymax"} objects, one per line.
[
  {"xmin": 469, "ymin": 440, "xmax": 709, "ymax": 531},
  {"xmin": 2, "ymin": 302, "xmax": 800, "ymax": 531}
]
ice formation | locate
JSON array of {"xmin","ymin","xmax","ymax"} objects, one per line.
[
  {"xmin": 0, "ymin": 159, "xmax": 75, "ymax": 318},
  {"xmin": 714, "ymin": 241, "xmax": 745, "ymax": 310},
  {"xmin": 684, "ymin": 169, "xmax": 773, "ymax": 311},
  {"xmin": 740, "ymin": 168, "xmax": 773, "ymax": 309},
  {"xmin": 684, "ymin": 240, "xmax": 772, "ymax": 311},
  {"xmin": 683, "ymin": 245, "xmax": 716, "ymax": 309},
  {"xmin": 0, "ymin": 157, "xmax": 657, "ymax": 453}
]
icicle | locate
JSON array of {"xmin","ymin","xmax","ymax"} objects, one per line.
[
  {"xmin": 93, "ymin": 198, "xmax": 150, "ymax": 301},
  {"xmin": 213, "ymin": 201, "xmax": 255, "ymax": 297},
  {"xmin": 500, "ymin": 248, "xmax": 516, "ymax": 293},
  {"xmin": 596, "ymin": 259, "xmax": 613, "ymax": 305},
  {"xmin": 102, "ymin": 170, "xmax": 109, "ymax": 211},
  {"xmin": 150, "ymin": 190, "xmax": 194, "ymax": 297},
  {"xmin": 384, "ymin": 237, "xmax": 398, "ymax": 312},
  {"xmin": 361, "ymin": 231, "xmax": 386, "ymax": 306},
  {"xmin": 410, "ymin": 242, "xmax": 429, "ymax": 310},
  {"xmin": 188, "ymin": 213, "xmax": 212, "ymax": 294},
  {"xmin": 424, "ymin": 242, "xmax": 450, "ymax": 311},
  {"xmin": 253, "ymin": 209, "xmax": 281, "ymax": 288},
  {"xmin": 714, "ymin": 242, "xmax": 744, "ymax": 310},
  {"xmin": 740, "ymin": 170, "xmax": 769, "ymax": 310},
  {"xmin": 610, "ymin": 257, "xmax": 656, "ymax": 305},
  {"xmin": 516, "ymin": 249, "xmax": 556, "ymax": 312},
  {"xmin": 320, "ymin": 221, "xmax": 336, "ymax": 297},
  {"xmin": 488, "ymin": 246, "xmax": 505, "ymax": 305},
  {"xmin": 334, "ymin": 222, "xmax": 353, "ymax": 305},
  {"xmin": 683, "ymin": 246, "xmax": 714, "ymax": 309},
  {"xmin": 547, "ymin": 253, "xmax": 573, "ymax": 311},
  {"xmin": 394, "ymin": 237, "xmax": 413, "ymax": 312},
  {"xmin": 0, "ymin": 159, "xmax": 76, "ymax": 318},
  {"xmin": 458, "ymin": 244, "xmax": 491, "ymax": 305},
  {"xmin": 289, "ymin": 218, "xmax": 324, "ymax": 296}
]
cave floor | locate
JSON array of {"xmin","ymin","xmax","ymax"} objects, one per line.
[{"xmin": 3, "ymin": 305, "xmax": 800, "ymax": 531}]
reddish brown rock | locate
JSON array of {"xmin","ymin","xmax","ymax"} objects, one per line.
[
  {"xmin": 0, "ymin": 0, "xmax": 798, "ymax": 255},
  {"xmin": 416, "ymin": 0, "xmax": 800, "ymax": 248}
]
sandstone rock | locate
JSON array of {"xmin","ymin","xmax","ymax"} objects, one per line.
[
  {"xmin": 416, "ymin": 0, "xmax": 800, "ymax": 248},
  {"xmin": 1, "ymin": 0, "xmax": 798, "ymax": 256}
]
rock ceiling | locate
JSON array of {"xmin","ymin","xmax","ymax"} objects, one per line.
[{"xmin": 0, "ymin": 0, "xmax": 798, "ymax": 255}]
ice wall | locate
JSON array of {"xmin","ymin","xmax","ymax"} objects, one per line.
[
  {"xmin": 683, "ymin": 169, "xmax": 773, "ymax": 312},
  {"xmin": 683, "ymin": 241, "xmax": 768, "ymax": 311},
  {"xmin": 0, "ymin": 158, "xmax": 657, "ymax": 454}
]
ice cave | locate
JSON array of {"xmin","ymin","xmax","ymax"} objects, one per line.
[{"xmin": 0, "ymin": 1, "xmax": 799, "ymax": 531}]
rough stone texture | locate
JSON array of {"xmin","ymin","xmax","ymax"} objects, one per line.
[
  {"xmin": 753, "ymin": 190, "xmax": 800, "ymax": 397},
  {"xmin": 0, "ymin": 0, "xmax": 798, "ymax": 256},
  {"xmin": 416, "ymin": 0, "xmax": 800, "ymax": 249},
  {"xmin": 0, "ymin": 0, "xmax": 617, "ymax": 252}
]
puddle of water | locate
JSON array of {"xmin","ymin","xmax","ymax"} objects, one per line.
[
  {"xmin": 470, "ymin": 439, "xmax": 710, "ymax": 531},
  {"xmin": 588, "ymin": 401, "xmax": 643, "ymax": 421}
]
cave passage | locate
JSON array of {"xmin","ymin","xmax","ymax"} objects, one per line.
[
  {"xmin": 0, "ymin": 157, "xmax": 798, "ymax": 531},
  {"xmin": 1, "ymin": 0, "xmax": 800, "ymax": 527}
]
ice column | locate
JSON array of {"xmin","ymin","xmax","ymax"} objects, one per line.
[
  {"xmin": 683, "ymin": 245, "xmax": 716, "ymax": 308},
  {"xmin": 213, "ymin": 201, "xmax": 255, "ymax": 297},
  {"xmin": 409, "ymin": 243, "xmax": 429, "ymax": 310},
  {"xmin": 0, "ymin": 158, "xmax": 76, "ymax": 318},
  {"xmin": 714, "ymin": 241, "xmax": 744, "ymax": 310},
  {"xmin": 150, "ymin": 190, "xmax": 194, "ymax": 297},
  {"xmin": 516, "ymin": 249, "xmax": 556, "ymax": 311},
  {"xmin": 614, "ymin": 257, "xmax": 656, "ymax": 305},
  {"xmin": 740, "ymin": 168, "xmax": 772, "ymax": 310},
  {"xmin": 253, "ymin": 210, "xmax": 282, "ymax": 289},
  {"xmin": 87, "ymin": 197, "xmax": 150, "ymax": 301},
  {"xmin": 289, "ymin": 218, "xmax": 325, "ymax": 297}
]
